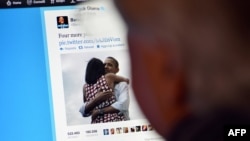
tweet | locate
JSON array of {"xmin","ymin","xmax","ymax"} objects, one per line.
[{"xmin": 42, "ymin": 2, "xmax": 164, "ymax": 141}]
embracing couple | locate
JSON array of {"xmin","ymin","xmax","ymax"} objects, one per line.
[{"xmin": 79, "ymin": 57, "xmax": 130, "ymax": 124}]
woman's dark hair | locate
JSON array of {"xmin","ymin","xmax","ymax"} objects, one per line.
[{"xmin": 85, "ymin": 58, "xmax": 105, "ymax": 84}]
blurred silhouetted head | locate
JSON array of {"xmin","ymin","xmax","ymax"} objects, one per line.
[{"xmin": 115, "ymin": 0, "xmax": 250, "ymax": 137}]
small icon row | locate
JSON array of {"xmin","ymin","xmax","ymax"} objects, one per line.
[{"xmin": 103, "ymin": 124, "xmax": 154, "ymax": 135}]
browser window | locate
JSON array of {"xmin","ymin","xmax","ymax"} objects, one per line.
[{"xmin": 1, "ymin": 0, "xmax": 164, "ymax": 141}]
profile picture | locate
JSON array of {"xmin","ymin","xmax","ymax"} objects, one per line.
[
  {"xmin": 123, "ymin": 127, "xmax": 129, "ymax": 133},
  {"xmin": 103, "ymin": 129, "xmax": 109, "ymax": 135},
  {"xmin": 57, "ymin": 16, "xmax": 69, "ymax": 29},
  {"xmin": 136, "ymin": 126, "xmax": 141, "ymax": 132},
  {"xmin": 116, "ymin": 127, "xmax": 122, "ymax": 134},
  {"xmin": 110, "ymin": 128, "xmax": 115, "ymax": 135},
  {"xmin": 130, "ymin": 127, "xmax": 135, "ymax": 132},
  {"xmin": 142, "ymin": 125, "xmax": 148, "ymax": 131},
  {"xmin": 148, "ymin": 124, "xmax": 154, "ymax": 131}
]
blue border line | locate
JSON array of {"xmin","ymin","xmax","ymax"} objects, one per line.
[{"xmin": 40, "ymin": 7, "xmax": 56, "ymax": 141}]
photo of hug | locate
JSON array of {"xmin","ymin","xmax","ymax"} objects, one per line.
[
  {"xmin": 61, "ymin": 50, "xmax": 145, "ymax": 126},
  {"xmin": 81, "ymin": 57, "xmax": 130, "ymax": 124}
]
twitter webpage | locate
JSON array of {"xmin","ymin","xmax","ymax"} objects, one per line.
[{"xmin": 41, "ymin": 2, "xmax": 164, "ymax": 141}]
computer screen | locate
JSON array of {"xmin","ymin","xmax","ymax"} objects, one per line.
[{"xmin": 0, "ymin": 0, "xmax": 164, "ymax": 141}]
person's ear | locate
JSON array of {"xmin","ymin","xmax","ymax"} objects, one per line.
[
  {"xmin": 127, "ymin": 31, "xmax": 189, "ymax": 136},
  {"xmin": 115, "ymin": 67, "xmax": 119, "ymax": 74}
]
